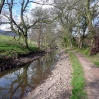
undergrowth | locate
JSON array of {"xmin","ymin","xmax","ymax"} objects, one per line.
[{"xmin": 81, "ymin": 47, "xmax": 99, "ymax": 67}]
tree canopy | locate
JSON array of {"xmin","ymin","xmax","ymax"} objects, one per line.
[{"xmin": 0, "ymin": 0, "xmax": 99, "ymax": 53}]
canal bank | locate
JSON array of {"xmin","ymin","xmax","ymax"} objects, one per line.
[
  {"xmin": 22, "ymin": 50, "xmax": 72, "ymax": 99},
  {"xmin": 0, "ymin": 50, "xmax": 59, "ymax": 99},
  {"xmin": 0, "ymin": 49, "xmax": 56, "ymax": 72}
]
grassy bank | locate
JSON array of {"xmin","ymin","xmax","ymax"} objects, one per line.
[
  {"xmin": 69, "ymin": 52, "xmax": 86, "ymax": 99},
  {"xmin": 81, "ymin": 47, "xmax": 99, "ymax": 67},
  {"xmin": 0, "ymin": 34, "xmax": 38, "ymax": 59}
]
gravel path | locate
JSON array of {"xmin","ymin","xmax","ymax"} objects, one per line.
[
  {"xmin": 22, "ymin": 50, "xmax": 72, "ymax": 99},
  {"xmin": 74, "ymin": 52, "xmax": 99, "ymax": 99}
]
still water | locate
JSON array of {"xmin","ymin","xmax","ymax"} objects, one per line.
[{"xmin": 0, "ymin": 51, "xmax": 59, "ymax": 99}]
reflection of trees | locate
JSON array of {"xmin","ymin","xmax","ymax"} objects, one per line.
[
  {"xmin": 9, "ymin": 66, "xmax": 34, "ymax": 98},
  {"xmin": 0, "ymin": 51, "xmax": 58, "ymax": 99},
  {"xmin": 31, "ymin": 51, "xmax": 57, "ymax": 85},
  {"xmin": 0, "ymin": 65, "xmax": 34, "ymax": 99}
]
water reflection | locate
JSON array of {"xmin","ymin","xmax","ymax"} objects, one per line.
[{"xmin": 0, "ymin": 51, "xmax": 59, "ymax": 99}]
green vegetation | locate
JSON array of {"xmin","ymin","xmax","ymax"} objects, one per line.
[
  {"xmin": 81, "ymin": 47, "xmax": 90, "ymax": 56},
  {"xmin": 80, "ymin": 47, "xmax": 99, "ymax": 67},
  {"xmin": 90, "ymin": 55, "xmax": 99, "ymax": 67},
  {"xmin": 69, "ymin": 52, "xmax": 86, "ymax": 99},
  {"xmin": 0, "ymin": 34, "xmax": 39, "ymax": 59}
]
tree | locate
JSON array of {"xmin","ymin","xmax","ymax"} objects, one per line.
[
  {"xmin": 73, "ymin": 0, "xmax": 88, "ymax": 49},
  {"xmin": 53, "ymin": 0, "xmax": 77, "ymax": 48},
  {"xmin": 31, "ymin": 7, "xmax": 54, "ymax": 49},
  {"xmin": 3, "ymin": 0, "xmax": 40, "ymax": 48},
  {"xmin": 0, "ymin": 0, "xmax": 5, "ymax": 14},
  {"xmin": 75, "ymin": 0, "xmax": 99, "ymax": 50}
]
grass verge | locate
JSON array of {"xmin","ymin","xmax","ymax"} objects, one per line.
[
  {"xmin": 0, "ymin": 34, "xmax": 39, "ymax": 59},
  {"xmin": 0, "ymin": 42, "xmax": 39, "ymax": 59},
  {"xmin": 69, "ymin": 52, "xmax": 86, "ymax": 99}
]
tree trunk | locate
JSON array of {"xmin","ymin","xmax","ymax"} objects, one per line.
[
  {"xmin": 25, "ymin": 37, "xmax": 29, "ymax": 49},
  {"xmin": 90, "ymin": 38, "xmax": 94, "ymax": 51},
  {"xmin": 0, "ymin": 0, "xmax": 5, "ymax": 14},
  {"xmin": 24, "ymin": 33, "xmax": 29, "ymax": 49},
  {"xmin": 37, "ymin": 37, "xmax": 40, "ymax": 48},
  {"xmin": 85, "ymin": 0, "xmax": 95, "ymax": 51},
  {"xmin": 37, "ymin": 30, "xmax": 41, "ymax": 49},
  {"xmin": 79, "ymin": 37, "xmax": 85, "ymax": 49},
  {"xmin": 37, "ymin": 23, "xmax": 42, "ymax": 49},
  {"xmin": 80, "ymin": 39, "xmax": 83, "ymax": 49}
]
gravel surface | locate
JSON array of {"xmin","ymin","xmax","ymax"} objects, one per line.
[{"xmin": 22, "ymin": 50, "xmax": 72, "ymax": 99}]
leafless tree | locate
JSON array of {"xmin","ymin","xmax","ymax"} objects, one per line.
[
  {"xmin": 3, "ymin": 0, "xmax": 42, "ymax": 48},
  {"xmin": 31, "ymin": 7, "xmax": 54, "ymax": 49},
  {"xmin": 0, "ymin": 0, "xmax": 5, "ymax": 14}
]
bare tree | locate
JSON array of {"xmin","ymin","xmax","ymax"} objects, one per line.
[
  {"xmin": 3, "ymin": 0, "xmax": 40, "ymax": 48},
  {"xmin": 0, "ymin": 0, "xmax": 5, "ymax": 14},
  {"xmin": 31, "ymin": 7, "xmax": 51, "ymax": 49},
  {"xmin": 53, "ymin": 0, "xmax": 99, "ymax": 49},
  {"xmin": 74, "ymin": 0, "xmax": 99, "ymax": 49},
  {"xmin": 53, "ymin": 0, "xmax": 78, "ymax": 47}
]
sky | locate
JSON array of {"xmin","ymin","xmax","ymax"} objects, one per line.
[
  {"xmin": 31, "ymin": 0, "xmax": 53, "ymax": 9},
  {"xmin": 0, "ymin": 0, "xmax": 53, "ymax": 31},
  {"xmin": 0, "ymin": 0, "xmax": 99, "ymax": 31}
]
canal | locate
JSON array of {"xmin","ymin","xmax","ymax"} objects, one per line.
[{"xmin": 0, "ymin": 51, "xmax": 59, "ymax": 99}]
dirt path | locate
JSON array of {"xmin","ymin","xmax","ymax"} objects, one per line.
[
  {"xmin": 74, "ymin": 52, "xmax": 99, "ymax": 99},
  {"xmin": 22, "ymin": 50, "xmax": 72, "ymax": 99}
]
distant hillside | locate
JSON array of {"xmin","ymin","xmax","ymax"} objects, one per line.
[{"xmin": 0, "ymin": 30, "xmax": 16, "ymax": 36}]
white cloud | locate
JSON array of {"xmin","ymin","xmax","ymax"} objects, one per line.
[
  {"xmin": 31, "ymin": 0, "xmax": 54, "ymax": 9},
  {"xmin": 0, "ymin": 0, "xmax": 54, "ymax": 31},
  {"xmin": 0, "ymin": 14, "xmax": 11, "ymax": 31},
  {"xmin": 0, "ymin": 24, "xmax": 11, "ymax": 31}
]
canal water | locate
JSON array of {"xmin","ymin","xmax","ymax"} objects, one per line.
[{"xmin": 0, "ymin": 51, "xmax": 59, "ymax": 99}]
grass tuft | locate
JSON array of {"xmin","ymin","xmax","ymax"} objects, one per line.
[{"xmin": 69, "ymin": 52, "xmax": 86, "ymax": 99}]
